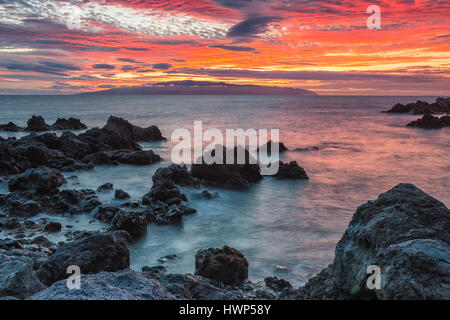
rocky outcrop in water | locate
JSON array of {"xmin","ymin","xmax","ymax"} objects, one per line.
[
  {"xmin": 8, "ymin": 167, "xmax": 66, "ymax": 195},
  {"xmin": 383, "ymin": 97, "xmax": 450, "ymax": 114},
  {"xmin": 289, "ymin": 183, "xmax": 450, "ymax": 300},
  {"xmin": 29, "ymin": 269, "xmax": 175, "ymax": 300},
  {"xmin": 51, "ymin": 118, "xmax": 87, "ymax": 131},
  {"xmin": 273, "ymin": 161, "xmax": 309, "ymax": 179},
  {"xmin": 0, "ymin": 253, "xmax": 46, "ymax": 299},
  {"xmin": 407, "ymin": 114, "xmax": 450, "ymax": 129},
  {"xmin": 191, "ymin": 146, "xmax": 262, "ymax": 189},
  {"xmin": 0, "ymin": 122, "xmax": 22, "ymax": 132},
  {"xmin": 36, "ymin": 231, "xmax": 130, "ymax": 286},
  {"xmin": 195, "ymin": 246, "xmax": 249, "ymax": 287},
  {"xmin": 0, "ymin": 116, "xmax": 162, "ymax": 176},
  {"xmin": 258, "ymin": 140, "xmax": 288, "ymax": 154},
  {"xmin": 25, "ymin": 116, "xmax": 50, "ymax": 132}
]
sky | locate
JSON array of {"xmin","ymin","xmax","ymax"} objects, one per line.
[{"xmin": 0, "ymin": 0, "xmax": 449, "ymax": 95}]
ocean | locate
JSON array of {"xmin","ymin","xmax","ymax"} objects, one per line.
[{"xmin": 0, "ymin": 95, "xmax": 449, "ymax": 287}]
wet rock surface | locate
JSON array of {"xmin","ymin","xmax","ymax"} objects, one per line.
[
  {"xmin": 29, "ymin": 269, "xmax": 175, "ymax": 300},
  {"xmin": 273, "ymin": 161, "xmax": 308, "ymax": 179},
  {"xmin": 383, "ymin": 97, "xmax": 450, "ymax": 114},
  {"xmin": 191, "ymin": 146, "xmax": 262, "ymax": 189},
  {"xmin": 289, "ymin": 183, "xmax": 450, "ymax": 300},
  {"xmin": 407, "ymin": 114, "xmax": 450, "ymax": 129},
  {"xmin": 195, "ymin": 246, "xmax": 249, "ymax": 287},
  {"xmin": 36, "ymin": 231, "xmax": 130, "ymax": 286},
  {"xmin": 0, "ymin": 116, "xmax": 162, "ymax": 176}
]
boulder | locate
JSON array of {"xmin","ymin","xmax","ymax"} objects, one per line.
[
  {"xmin": 25, "ymin": 116, "xmax": 50, "ymax": 132},
  {"xmin": 94, "ymin": 206, "xmax": 121, "ymax": 223},
  {"xmin": 274, "ymin": 161, "xmax": 309, "ymax": 179},
  {"xmin": 153, "ymin": 164, "xmax": 201, "ymax": 187},
  {"xmin": 0, "ymin": 122, "xmax": 22, "ymax": 132},
  {"xmin": 151, "ymin": 273, "xmax": 244, "ymax": 300},
  {"xmin": 97, "ymin": 183, "xmax": 114, "ymax": 192},
  {"xmin": 191, "ymin": 146, "xmax": 262, "ymax": 189},
  {"xmin": 8, "ymin": 167, "xmax": 66, "ymax": 194},
  {"xmin": 132, "ymin": 125, "xmax": 165, "ymax": 141},
  {"xmin": 298, "ymin": 183, "xmax": 450, "ymax": 300},
  {"xmin": 37, "ymin": 231, "xmax": 130, "ymax": 286},
  {"xmin": 195, "ymin": 246, "xmax": 249, "ymax": 287},
  {"xmin": 264, "ymin": 276, "xmax": 293, "ymax": 291},
  {"xmin": 44, "ymin": 222, "xmax": 62, "ymax": 233},
  {"xmin": 58, "ymin": 131, "xmax": 92, "ymax": 159},
  {"xmin": 114, "ymin": 189, "xmax": 130, "ymax": 200},
  {"xmin": 0, "ymin": 255, "xmax": 46, "ymax": 299},
  {"xmin": 110, "ymin": 211, "xmax": 147, "ymax": 237},
  {"xmin": 51, "ymin": 118, "xmax": 87, "ymax": 131},
  {"xmin": 29, "ymin": 269, "xmax": 174, "ymax": 300},
  {"xmin": 407, "ymin": 114, "xmax": 449, "ymax": 129}
]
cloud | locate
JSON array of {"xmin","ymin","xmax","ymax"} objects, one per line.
[
  {"xmin": 92, "ymin": 64, "xmax": 115, "ymax": 70},
  {"xmin": 153, "ymin": 63, "xmax": 172, "ymax": 70},
  {"xmin": 0, "ymin": 0, "xmax": 229, "ymax": 39},
  {"xmin": 117, "ymin": 58, "xmax": 138, "ymax": 63},
  {"xmin": 227, "ymin": 16, "xmax": 282, "ymax": 38},
  {"xmin": 209, "ymin": 44, "xmax": 260, "ymax": 53},
  {"xmin": 0, "ymin": 60, "xmax": 81, "ymax": 76},
  {"xmin": 166, "ymin": 67, "xmax": 450, "ymax": 83}
]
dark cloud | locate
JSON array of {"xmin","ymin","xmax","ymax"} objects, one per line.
[
  {"xmin": 166, "ymin": 67, "xmax": 450, "ymax": 84},
  {"xmin": 0, "ymin": 60, "xmax": 81, "ymax": 76},
  {"xmin": 227, "ymin": 16, "xmax": 282, "ymax": 38},
  {"xmin": 152, "ymin": 63, "xmax": 172, "ymax": 70},
  {"xmin": 92, "ymin": 64, "xmax": 116, "ymax": 70},
  {"xmin": 121, "ymin": 65, "xmax": 137, "ymax": 71},
  {"xmin": 117, "ymin": 58, "xmax": 139, "ymax": 63},
  {"xmin": 123, "ymin": 47, "xmax": 149, "ymax": 51},
  {"xmin": 209, "ymin": 44, "xmax": 260, "ymax": 54},
  {"xmin": 171, "ymin": 59, "xmax": 186, "ymax": 62}
]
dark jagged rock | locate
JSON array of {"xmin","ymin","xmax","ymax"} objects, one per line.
[
  {"xmin": 82, "ymin": 150, "xmax": 161, "ymax": 166},
  {"xmin": 25, "ymin": 116, "xmax": 50, "ymax": 132},
  {"xmin": 0, "ymin": 122, "xmax": 22, "ymax": 132},
  {"xmin": 114, "ymin": 189, "xmax": 130, "ymax": 200},
  {"xmin": 0, "ymin": 254, "xmax": 46, "ymax": 299},
  {"xmin": 110, "ymin": 210, "xmax": 147, "ymax": 237},
  {"xmin": 132, "ymin": 124, "xmax": 165, "ymax": 141},
  {"xmin": 295, "ymin": 183, "xmax": 450, "ymax": 300},
  {"xmin": 8, "ymin": 167, "xmax": 66, "ymax": 194},
  {"xmin": 29, "ymin": 269, "xmax": 174, "ymax": 300},
  {"xmin": 195, "ymin": 246, "xmax": 249, "ymax": 287},
  {"xmin": 58, "ymin": 131, "xmax": 92, "ymax": 159},
  {"xmin": 274, "ymin": 161, "xmax": 309, "ymax": 179},
  {"xmin": 149, "ymin": 273, "xmax": 245, "ymax": 300},
  {"xmin": 51, "ymin": 118, "xmax": 87, "ymax": 131},
  {"xmin": 153, "ymin": 164, "xmax": 201, "ymax": 187},
  {"xmin": 47, "ymin": 189, "xmax": 101, "ymax": 214},
  {"xmin": 0, "ymin": 116, "xmax": 161, "ymax": 175},
  {"xmin": 258, "ymin": 140, "xmax": 288, "ymax": 153},
  {"xmin": 191, "ymin": 146, "xmax": 262, "ymax": 189},
  {"xmin": 407, "ymin": 114, "xmax": 450, "ymax": 129},
  {"xmin": 383, "ymin": 97, "xmax": 450, "ymax": 114},
  {"xmin": 37, "ymin": 231, "xmax": 130, "ymax": 286},
  {"xmin": 97, "ymin": 183, "xmax": 114, "ymax": 192},
  {"xmin": 191, "ymin": 190, "xmax": 220, "ymax": 200},
  {"xmin": 43, "ymin": 222, "xmax": 61, "ymax": 233},
  {"xmin": 264, "ymin": 276, "xmax": 293, "ymax": 291},
  {"xmin": 94, "ymin": 205, "xmax": 121, "ymax": 223}
]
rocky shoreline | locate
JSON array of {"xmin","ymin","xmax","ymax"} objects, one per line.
[
  {"xmin": 1, "ymin": 115, "xmax": 448, "ymax": 300},
  {"xmin": 383, "ymin": 97, "xmax": 450, "ymax": 129}
]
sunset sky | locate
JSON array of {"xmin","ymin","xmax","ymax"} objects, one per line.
[{"xmin": 0, "ymin": 0, "xmax": 449, "ymax": 95}]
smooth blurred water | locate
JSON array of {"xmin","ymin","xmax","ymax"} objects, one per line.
[{"xmin": 0, "ymin": 95, "xmax": 449, "ymax": 287}]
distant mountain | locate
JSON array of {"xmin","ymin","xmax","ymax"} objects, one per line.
[{"xmin": 79, "ymin": 81, "xmax": 316, "ymax": 96}]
